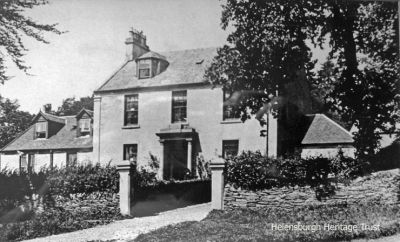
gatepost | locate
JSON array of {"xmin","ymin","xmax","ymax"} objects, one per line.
[
  {"xmin": 116, "ymin": 160, "xmax": 133, "ymax": 216},
  {"xmin": 210, "ymin": 157, "xmax": 225, "ymax": 210}
]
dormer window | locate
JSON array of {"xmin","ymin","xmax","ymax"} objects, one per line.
[
  {"xmin": 79, "ymin": 119, "xmax": 91, "ymax": 136},
  {"xmin": 136, "ymin": 51, "xmax": 169, "ymax": 79},
  {"xmin": 35, "ymin": 121, "xmax": 47, "ymax": 139},
  {"xmin": 138, "ymin": 59, "xmax": 151, "ymax": 79}
]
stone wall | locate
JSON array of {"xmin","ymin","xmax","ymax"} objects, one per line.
[
  {"xmin": 224, "ymin": 169, "xmax": 400, "ymax": 210},
  {"xmin": 54, "ymin": 192, "xmax": 118, "ymax": 213}
]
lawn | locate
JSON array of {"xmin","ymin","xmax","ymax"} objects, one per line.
[{"xmin": 134, "ymin": 203, "xmax": 400, "ymax": 242}]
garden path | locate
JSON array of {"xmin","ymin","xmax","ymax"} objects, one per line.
[{"xmin": 23, "ymin": 202, "xmax": 211, "ymax": 242}]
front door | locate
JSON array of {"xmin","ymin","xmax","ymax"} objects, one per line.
[{"xmin": 163, "ymin": 140, "xmax": 187, "ymax": 180}]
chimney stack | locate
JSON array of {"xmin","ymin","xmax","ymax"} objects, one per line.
[
  {"xmin": 43, "ymin": 104, "xmax": 52, "ymax": 113},
  {"xmin": 125, "ymin": 28, "xmax": 150, "ymax": 61}
]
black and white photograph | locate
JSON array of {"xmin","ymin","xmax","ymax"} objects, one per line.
[{"xmin": 0, "ymin": 0, "xmax": 399, "ymax": 241}]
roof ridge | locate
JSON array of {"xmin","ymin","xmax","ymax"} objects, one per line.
[{"xmin": 159, "ymin": 46, "xmax": 218, "ymax": 55}]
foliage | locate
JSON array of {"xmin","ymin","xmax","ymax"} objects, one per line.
[
  {"xmin": 225, "ymin": 151, "xmax": 362, "ymax": 192},
  {"xmin": 196, "ymin": 154, "xmax": 211, "ymax": 179},
  {"xmin": 330, "ymin": 149, "xmax": 367, "ymax": 184},
  {"xmin": 46, "ymin": 164, "xmax": 119, "ymax": 198},
  {"xmin": 225, "ymin": 151, "xmax": 280, "ymax": 190},
  {"xmin": 206, "ymin": 0, "xmax": 400, "ymax": 160},
  {"xmin": 0, "ymin": 160, "xmax": 163, "ymax": 207},
  {"xmin": 370, "ymin": 141, "xmax": 400, "ymax": 172},
  {"xmin": 135, "ymin": 203, "xmax": 400, "ymax": 242},
  {"xmin": 0, "ymin": 0, "xmax": 62, "ymax": 84},
  {"xmin": 0, "ymin": 96, "xmax": 34, "ymax": 149},
  {"xmin": 55, "ymin": 96, "xmax": 94, "ymax": 116},
  {"xmin": 1, "ymin": 205, "xmax": 123, "ymax": 241}
]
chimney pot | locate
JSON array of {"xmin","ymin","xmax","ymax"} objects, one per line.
[
  {"xmin": 43, "ymin": 104, "xmax": 52, "ymax": 113},
  {"xmin": 125, "ymin": 28, "xmax": 150, "ymax": 61}
]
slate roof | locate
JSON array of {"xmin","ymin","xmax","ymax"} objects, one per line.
[
  {"xmin": 33, "ymin": 111, "xmax": 65, "ymax": 124},
  {"xmin": 96, "ymin": 47, "xmax": 217, "ymax": 92},
  {"xmin": 137, "ymin": 51, "xmax": 167, "ymax": 60},
  {"xmin": 301, "ymin": 114, "xmax": 354, "ymax": 145},
  {"xmin": 1, "ymin": 112, "xmax": 93, "ymax": 152},
  {"xmin": 76, "ymin": 109, "xmax": 94, "ymax": 119}
]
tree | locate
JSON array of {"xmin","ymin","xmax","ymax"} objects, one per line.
[
  {"xmin": 206, "ymin": 0, "xmax": 322, "ymax": 123},
  {"xmin": 320, "ymin": 1, "xmax": 399, "ymax": 159},
  {"xmin": 0, "ymin": 0, "xmax": 62, "ymax": 84},
  {"xmin": 206, "ymin": 0, "xmax": 399, "ymax": 159},
  {"xmin": 55, "ymin": 96, "xmax": 94, "ymax": 116},
  {"xmin": 0, "ymin": 96, "xmax": 34, "ymax": 149}
]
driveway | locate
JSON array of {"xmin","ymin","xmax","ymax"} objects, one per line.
[{"xmin": 23, "ymin": 202, "xmax": 211, "ymax": 242}]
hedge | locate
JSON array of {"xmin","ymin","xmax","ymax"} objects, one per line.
[{"xmin": 226, "ymin": 151, "xmax": 366, "ymax": 191}]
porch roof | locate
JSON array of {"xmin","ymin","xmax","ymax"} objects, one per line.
[{"xmin": 156, "ymin": 124, "xmax": 197, "ymax": 141}]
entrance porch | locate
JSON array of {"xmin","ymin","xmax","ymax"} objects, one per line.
[{"xmin": 156, "ymin": 124, "xmax": 197, "ymax": 180}]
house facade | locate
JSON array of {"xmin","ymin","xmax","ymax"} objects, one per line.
[
  {"xmin": 0, "ymin": 109, "xmax": 93, "ymax": 171},
  {"xmin": 92, "ymin": 30, "xmax": 278, "ymax": 179}
]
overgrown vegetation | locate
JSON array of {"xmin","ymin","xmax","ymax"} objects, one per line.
[
  {"xmin": 206, "ymin": 0, "xmax": 400, "ymax": 161},
  {"xmin": 0, "ymin": 159, "xmax": 211, "ymax": 241},
  {"xmin": 135, "ymin": 203, "xmax": 400, "ymax": 242},
  {"xmin": 0, "ymin": 203, "xmax": 124, "ymax": 241},
  {"xmin": 225, "ymin": 151, "xmax": 365, "ymax": 199}
]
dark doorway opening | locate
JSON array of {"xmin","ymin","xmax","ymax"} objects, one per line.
[{"xmin": 163, "ymin": 140, "xmax": 187, "ymax": 180}]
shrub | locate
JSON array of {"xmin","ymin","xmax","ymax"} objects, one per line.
[
  {"xmin": 226, "ymin": 151, "xmax": 361, "ymax": 193},
  {"xmin": 46, "ymin": 164, "xmax": 119, "ymax": 198},
  {"xmin": 330, "ymin": 151, "xmax": 366, "ymax": 184},
  {"xmin": 2, "ymin": 205, "xmax": 123, "ymax": 241},
  {"xmin": 226, "ymin": 151, "xmax": 281, "ymax": 190},
  {"xmin": 196, "ymin": 155, "xmax": 211, "ymax": 179}
]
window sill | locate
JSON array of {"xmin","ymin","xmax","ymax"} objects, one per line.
[
  {"xmin": 77, "ymin": 134, "xmax": 91, "ymax": 138},
  {"xmin": 171, "ymin": 121, "xmax": 189, "ymax": 125},
  {"xmin": 122, "ymin": 125, "xmax": 140, "ymax": 129},
  {"xmin": 220, "ymin": 119, "xmax": 242, "ymax": 124}
]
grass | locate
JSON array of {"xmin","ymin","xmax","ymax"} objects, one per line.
[{"xmin": 134, "ymin": 203, "xmax": 400, "ymax": 242}]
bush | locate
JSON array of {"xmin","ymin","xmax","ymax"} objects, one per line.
[
  {"xmin": 2, "ymin": 205, "xmax": 124, "ymax": 241},
  {"xmin": 226, "ymin": 151, "xmax": 362, "ymax": 193},
  {"xmin": 46, "ymin": 164, "xmax": 119, "ymax": 198},
  {"xmin": 226, "ymin": 151, "xmax": 281, "ymax": 190}
]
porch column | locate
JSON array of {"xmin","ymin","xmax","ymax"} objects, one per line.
[
  {"xmin": 49, "ymin": 150, "xmax": 54, "ymax": 169},
  {"xmin": 187, "ymin": 138, "xmax": 192, "ymax": 173},
  {"xmin": 158, "ymin": 139, "xmax": 165, "ymax": 180},
  {"xmin": 116, "ymin": 160, "xmax": 133, "ymax": 216}
]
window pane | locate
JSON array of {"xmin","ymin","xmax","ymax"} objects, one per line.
[
  {"xmin": 172, "ymin": 91, "xmax": 187, "ymax": 123},
  {"xmin": 223, "ymin": 140, "xmax": 239, "ymax": 159},
  {"xmin": 67, "ymin": 153, "xmax": 77, "ymax": 167},
  {"xmin": 125, "ymin": 95, "xmax": 139, "ymax": 125},
  {"xmin": 36, "ymin": 122, "xmax": 46, "ymax": 132},
  {"xmin": 124, "ymin": 144, "xmax": 138, "ymax": 163},
  {"xmin": 80, "ymin": 119, "xmax": 90, "ymax": 132},
  {"xmin": 139, "ymin": 68, "xmax": 150, "ymax": 78},
  {"xmin": 20, "ymin": 155, "xmax": 27, "ymax": 171},
  {"xmin": 36, "ymin": 122, "xmax": 47, "ymax": 138},
  {"xmin": 223, "ymin": 90, "xmax": 241, "ymax": 120}
]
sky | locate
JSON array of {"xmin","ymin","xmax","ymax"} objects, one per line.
[
  {"xmin": 0, "ymin": 0, "xmax": 329, "ymax": 114},
  {"xmin": 0, "ymin": 0, "xmax": 229, "ymax": 113}
]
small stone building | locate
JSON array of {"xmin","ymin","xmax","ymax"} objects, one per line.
[{"xmin": 301, "ymin": 114, "xmax": 355, "ymax": 158}]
